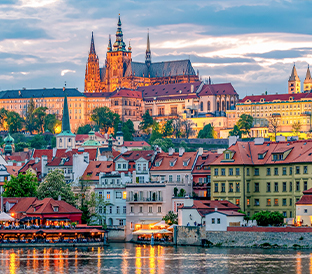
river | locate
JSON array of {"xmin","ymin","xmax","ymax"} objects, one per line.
[{"xmin": 0, "ymin": 243, "xmax": 311, "ymax": 273}]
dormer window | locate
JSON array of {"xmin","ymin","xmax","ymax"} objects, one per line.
[
  {"xmin": 53, "ymin": 206, "xmax": 59, "ymax": 212},
  {"xmin": 183, "ymin": 158, "xmax": 191, "ymax": 166},
  {"xmin": 273, "ymin": 153, "xmax": 283, "ymax": 161},
  {"xmin": 225, "ymin": 153, "xmax": 230, "ymax": 160}
]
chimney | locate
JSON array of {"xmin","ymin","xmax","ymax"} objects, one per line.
[
  {"xmin": 191, "ymin": 84, "xmax": 194, "ymax": 93},
  {"xmin": 198, "ymin": 147, "xmax": 203, "ymax": 156},
  {"xmin": 215, "ymin": 207, "xmax": 218, "ymax": 211},
  {"xmin": 168, "ymin": 147, "xmax": 174, "ymax": 156},
  {"xmin": 58, "ymin": 195, "xmax": 61, "ymax": 201},
  {"xmin": 83, "ymin": 152, "xmax": 89, "ymax": 163},
  {"xmin": 228, "ymin": 136, "xmax": 238, "ymax": 147},
  {"xmin": 179, "ymin": 147, "xmax": 185, "ymax": 157},
  {"xmin": 52, "ymin": 147, "xmax": 57, "ymax": 158},
  {"xmin": 276, "ymin": 135, "xmax": 286, "ymax": 142},
  {"xmin": 254, "ymin": 137, "xmax": 264, "ymax": 145},
  {"xmin": 132, "ymin": 170, "xmax": 136, "ymax": 184},
  {"xmin": 35, "ymin": 157, "xmax": 39, "ymax": 164}
]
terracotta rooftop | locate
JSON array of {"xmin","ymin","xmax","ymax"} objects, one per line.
[
  {"xmin": 192, "ymin": 152, "xmax": 220, "ymax": 174},
  {"xmin": 110, "ymin": 88, "xmax": 142, "ymax": 99},
  {"xmin": 239, "ymin": 92, "xmax": 312, "ymax": 104},
  {"xmin": 123, "ymin": 141, "xmax": 150, "ymax": 147},
  {"xmin": 81, "ymin": 161, "xmax": 114, "ymax": 181},
  {"xmin": 117, "ymin": 150, "xmax": 155, "ymax": 162},
  {"xmin": 198, "ymin": 83, "xmax": 237, "ymax": 96},
  {"xmin": 5, "ymin": 166, "xmax": 20, "ymax": 177}
]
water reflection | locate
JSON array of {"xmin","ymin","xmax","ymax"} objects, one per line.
[{"xmin": 2, "ymin": 244, "xmax": 312, "ymax": 274}]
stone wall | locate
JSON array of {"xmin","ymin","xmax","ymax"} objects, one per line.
[
  {"xmin": 176, "ymin": 226, "xmax": 312, "ymax": 248},
  {"xmin": 107, "ymin": 228, "xmax": 125, "ymax": 242}
]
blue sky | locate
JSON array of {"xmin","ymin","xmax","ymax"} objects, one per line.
[{"xmin": 1, "ymin": 0, "xmax": 312, "ymax": 98}]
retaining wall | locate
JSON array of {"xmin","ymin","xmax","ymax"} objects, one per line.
[{"xmin": 107, "ymin": 228, "xmax": 125, "ymax": 242}]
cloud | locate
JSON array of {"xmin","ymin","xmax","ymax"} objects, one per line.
[{"xmin": 61, "ymin": 69, "xmax": 76, "ymax": 76}]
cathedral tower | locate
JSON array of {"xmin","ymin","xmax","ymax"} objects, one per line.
[
  {"xmin": 304, "ymin": 65, "xmax": 312, "ymax": 92},
  {"xmin": 288, "ymin": 64, "xmax": 301, "ymax": 94},
  {"xmin": 145, "ymin": 31, "xmax": 151, "ymax": 68},
  {"xmin": 84, "ymin": 32, "xmax": 102, "ymax": 93},
  {"xmin": 105, "ymin": 15, "xmax": 132, "ymax": 92}
]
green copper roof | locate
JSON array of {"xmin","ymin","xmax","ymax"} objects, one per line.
[
  {"xmin": 58, "ymin": 91, "xmax": 75, "ymax": 137},
  {"xmin": 82, "ymin": 139, "xmax": 100, "ymax": 147},
  {"xmin": 4, "ymin": 133, "xmax": 14, "ymax": 143}
]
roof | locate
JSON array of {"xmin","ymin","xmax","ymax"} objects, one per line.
[
  {"xmin": 239, "ymin": 92, "xmax": 312, "ymax": 104},
  {"xmin": 5, "ymin": 151, "xmax": 32, "ymax": 162},
  {"xmin": 76, "ymin": 132, "xmax": 111, "ymax": 142},
  {"xmin": 32, "ymin": 149, "xmax": 54, "ymax": 161},
  {"xmin": 123, "ymin": 141, "xmax": 150, "ymax": 147},
  {"xmin": 139, "ymin": 82, "xmax": 201, "ymax": 101},
  {"xmin": 116, "ymin": 150, "xmax": 155, "ymax": 162},
  {"xmin": 205, "ymin": 210, "xmax": 245, "ymax": 217},
  {"xmin": 296, "ymin": 187, "xmax": 312, "ymax": 205},
  {"xmin": 211, "ymin": 139, "xmax": 312, "ymax": 166},
  {"xmin": 192, "ymin": 152, "xmax": 220, "ymax": 174},
  {"xmin": 198, "ymin": 83, "xmax": 237, "ymax": 96},
  {"xmin": 19, "ymin": 160, "xmax": 41, "ymax": 174},
  {"xmin": 5, "ymin": 166, "xmax": 20, "ymax": 177},
  {"xmin": 151, "ymin": 151, "xmax": 197, "ymax": 171},
  {"xmin": 81, "ymin": 161, "xmax": 114, "ymax": 181},
  {"xmin": 7, "ymin": 197, "xmax": 37, "ymax": 214},
  {"xmin": 110, "ymin": 88, "xmax": 142, "ymax": 99},
  {"xmin": 289, "ymin": 65, "xmax": 300, "ymax": 81},
  {"xmin": 0, "ymin": 88, "xmax": 83, "ymax": 99}
]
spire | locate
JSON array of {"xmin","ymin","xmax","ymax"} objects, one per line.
[
  {"xmin": 305, "ymin": 65, "xmax": 312, "ymax": 83},
  {"xmin": 90, "ymin": 32, "xmax": 96, "ymax": 55},
  {"xmin": 145, "ymin": 30, "xmax": 151, "ymax": 66},
  {"xmin": 113, "ymin": 14, "xmax": 126, "ymax": 51},
  {"xmin": 61, "ymin": 89, "xmax": 72, "ymax": 134},
  {"xmin": 289, "ymin": 64, "xmax": 300, "ymax": 81},
  {"xmin": 107, "ymin": 34, "xmax": 112, "ymax": 51}
]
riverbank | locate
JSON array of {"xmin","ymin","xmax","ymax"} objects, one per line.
[{"xmin": 0, "ymin": 241, "xmax": 109, "ymax": 248}]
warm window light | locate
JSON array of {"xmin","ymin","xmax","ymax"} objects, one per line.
[
  {"xmin": 11, "ymin": 213, "xmax": 14, "ymax": 217},
  {"xmin": 123, "ymin": 191, "xmax": 127, "ymax": 199}
]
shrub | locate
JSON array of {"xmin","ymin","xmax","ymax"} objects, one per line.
[{"xmin": 252, "ymin": 211, "xmax": 284, "ymax": 226}]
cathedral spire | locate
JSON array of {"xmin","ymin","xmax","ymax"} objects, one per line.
[
  {"xmin": 90, "ymin": 31, "xmax": 96, "ymax": 55},
  {"xmin": 113, "ymin": 14, "xmax": 126, "ymax": 51},
  {"xmin": 107, "ymin": 34, "xmax": 112, "ymax": 51},
  {"xmin": 289, "ymin": 64, "xmax": 300, "ymax": 81},
  {"xmin": 61, "ymin": 89, "xmax": 72, "ymax": 134},
  {"xmin": 145, "ymin": 30, "xmax": 151, "ymax": 66},
  {"xmin": 305, "ymin": 65, "xmax": 312, "ymax": 82}
]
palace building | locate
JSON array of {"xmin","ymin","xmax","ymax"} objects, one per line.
[{"xmin": 84, "ymin": 15, "xmax": 199, "ymax": 93}]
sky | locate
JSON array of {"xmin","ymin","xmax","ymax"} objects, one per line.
[{"xmin": 1, "ymin": 0, "xmax": 312, "ymax": 98}]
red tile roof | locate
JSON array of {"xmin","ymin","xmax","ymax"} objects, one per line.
[
  {"xmin": 198, "ymin": 83, "xmax": 237, "ymax": 96},
  {"xmin": 5, "ymin": 151, "xmax": 32, "ymax": 162},
  {"xmin": 296, "ymin": 188, "xmax": 312, "ymax": 205},
  {"xmin": 6, "ymin": 197, "xmax": 38, "ymax": 219},
  {"xmin": 151, "ymin": 151, "xmax": 197, "ymax": 171},
  {"xmin": 192, "ymin": 152, "xmax": 220, "ymax": 174},
  {"xmin": 55, "ymin": 148, "xmax": 98, "ymax": 161},
  {"xmin": 19, "ymin": 160, "xmax": 41, "ymax": 174},
  {"xmin": 123, "ymin": 141, "xmax": 150, "ymax": 147},
  {"xmin": 81, "ymin": 161, "xmax": 114, "ymax": 181},
  {"xmin": 32, "ymin": 149, "xmax": 54, "ymax": 161},
  {"xmin": 117, "ymin": 150, "xmax": 155, "ymax": 162},
  {"xmin": 110, "ymin": 88, "xmax": 142, "ymax": 99},
  {"xmin": 5, "ymin": 166, "xmax": 20, "ymax": 177},
  {"xmin": 239, "ymin": 92, "xmax": 312, "ymax": 104}
]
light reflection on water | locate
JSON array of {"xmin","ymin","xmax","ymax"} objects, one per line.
[{"xmin": 0, "ymin": 244, "xmax": 312, "ymax": 273}]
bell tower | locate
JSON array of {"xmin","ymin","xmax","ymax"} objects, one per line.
[
  {"xmin": 105, "ymin": 15, "xmax": 132, "ymax": 92},
  {"xmin": 288, "ymin": 64, "xmax": 301, "ymax": 94},
  {"xmin": 304, "ymin": 65, "xmax": 312, "ymax": 92}
]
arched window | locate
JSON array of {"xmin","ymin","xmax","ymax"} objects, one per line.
[
  {"xmin": 200, "ymin": 102, "xmax": 203, "ymax": 111},
  {"xmin": 222, "ymin": 101, "xmax": 225, "ymax": 111},
  {"xmin": 207, "ymin": 101, "xmax": 211, "ymax": 111},
  {"xmin": 227, "ymin": 101, "xmax": 230, "ymax": 110}
]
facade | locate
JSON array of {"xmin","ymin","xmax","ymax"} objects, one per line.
[
  {"xmin": 205, "ymin": 211, "xmax": 244, "ymax": 231},
  {"xmin": 84, "ymin": 16, "xmax": 199, "ymax": 94},
  {"xmin": 210, "ymin": 138, "xmax": 312, "ymax": 218},
  {"xmin": 295, "ymin": 188, "xmax": 312, "ymax": 226}
]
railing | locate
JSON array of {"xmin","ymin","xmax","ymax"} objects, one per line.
[{"xmin": 126, "ymin": 197, "xmax": 163, "ymax": 202}]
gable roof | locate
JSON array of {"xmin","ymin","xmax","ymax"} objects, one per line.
[
  {"xmin": 81, "ymin": 161, "xmax": 114, "ymax": 181},
  {"xmin": 192, "ymin": 152, "xmax": 220, "ymax": 174},
  {"xmin": 110, "ymin": 88, "xmax": 142, "ymax": 99},
  {"xmin": 198, "ymin": 83, "xmax": 237, "ymax": 96},
  {"xmin": 116, "ymin": 150, "xmax": 155, "ymax": 162}
]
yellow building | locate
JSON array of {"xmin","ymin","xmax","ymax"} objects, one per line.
[{"xmin": 210, "ymin": 138, "xmax": 312, "ymax": 218}]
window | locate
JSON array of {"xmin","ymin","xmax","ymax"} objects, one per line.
[
  {"xmin": 274, "ymin": 198, "xmax": 278, "ymax": 206},
  {"xmin": 304, "ymin": 166, "xmax": 308, "ymax": 174},
  {"xmin": 304, "ymin": 181, "xmax": 308, "ymax": 191},
  {"xmin": 296, "ymin": 181, "xmax": 300, "ymax": 191},
  {"xmin": 123, "ymin": 191, "xmax": 127, "ymax": 199},
  {"xmin": 130, "ymin": 222, "xmax": 134, "ymax": 229},
  {"xmin": 221, "ymin": 169, "xmax": 226, "ymax": 176},
  {"xmin": 98, "ymin": 206, "xmax": 103, "ymax": 214},
  {"xmin": 296, "ymin": 166, "xmax": 300, "ymax": 174},
  {"xmin": 229, "ymin": 183, "xmax": 233, "ymax": 192},
  {"xmin": 267, "ymin": 168, "xmax": 271, "ymax": 176},
  {"xmin": 247, "ymin": 199, "xmax": 250, "ymax": 206},
  {"xmin": 289, "ymin": 198, "xmax": 292, "ymax": 206},
  {"xmin": 53, "ymin": 206, "xmax": 58, "ymax": 212},
  {"xmin": 169, "ymin": 175, "xmax": 173, "ymax": 182},
  {"xmin": 246, "ymin": 168, "xmax": 250, "ymax": 176},
  {"xmin": 282, "ymin": 167, "xmax": 287, "ymax": 175},
  {"xmin": 107, "ymin": 192, "xmax": 111, "ymax": 199},
  {"xmin": 214, "ymin": 168, "xmax": 219, "ymax": 176},
  {"xmin": 158, "ymin": 206, "xmax": 161, "ymax": 213},
  {"xmin": 217, "ymin": 218, "xmax": 221, "ymax": 224},
  {"xmin": 289, "ymin": 167, "xmax": 293, "ymax": 175},
  {"xmin": 109, "ymin": 206, "xmax": 112, "ymax": 214},
  {"xmin": 221, "ymin": 183, "xmax": 225, "ymax": 192},
  {"xmin": 283, "ymin": 212, "xmax": 287, "ymax": 217},
  {"xmin": 254, "ymin": 168, "xmax": 259, "ymax": 176},
  {"xmin": 214, "ymin": 183, "xmax": 219, "ymax": 192},
  {"xmin": 274, "ymin": 182, "xmax": 278, "ymax": 192},
  {"xmin": 117, "ymin": 164, "xmax": 121, "ymax": 169},
  {"xmin": 290, "ymin": 182, "xmax": 293, "ymax": 192},
  {"xmin": 267, "ymin": 199, "xmax": 271, "ymax": 206},
  {"xmin": 236, "ymin": 182, "xmax": 240, "ymax": 192},
  {"xmin": 267, "ymin": 182, "xmax": 271, "ymax": 192},
  {"xmin": 254, "ymin": 199, "xmax": 260, "ymax": 206},
  {"xmin": 247, "ymin": 182, "xmax": 250, "ymax": 193},
  {"xmin": 123, "ymin": 206, "xmax": 126, "ymax": 214},
  {"xmin": 290, "ymin": 211, "xmax": 292, "ymax": 218},
  {"xmin": 177, "ymin": 175, "xmax": 181, "ymax": 182},
  {"xmin": 236, "ymin": 168, "xmax": 240, "ymax": 176},
  {"xmin": 211, "ymin": 218, "xmax": 215, "ymax": 224},
  {"xmin": 139, "ymin": 206, "xmax": 143, "ymax": 213},
  {"xmin": 225, "ymin": 153, "xmax": 230, "ymax": 160},
  {"xmin": 119, "ymin": 220, "xmax": 124, "ymax": 226},
  {"xmin": 116, "ymin": 192, "xmax": 122, "ymax": 199},
  {"xmin": 235, "ymin": 199, "xmax": 240, "ymax": 206},
  {"xmin": 254, "ymin": 183, "xmax": 259, "ymax": 192},
  {"xmin": 229, "ymin": 168, "xmax": 233, "ymax": 176},
  {"xmin": 99, "ymin": 192, "xmax": 103, "ymax": 199},
  {"xmin": 282, "ymin": 199, "xmax": 287, "ymax": 206},
  {"xmin": 274, "ymin": 168, "xmax": 278, "ymax": 176},
  {"xmin": 283, "ymin": 182, "xmax": 287, "ymax": 192},
  {"xmin": 116, "ymin": 206, "xmax": 120, "ymax": 214},
  {"xmin": 304, "ymin": 209, "xmax": 308, "ymax": 213},
  {"xmin": 148, "ymin": 206, "xmax": 153, "ymax": 213}
]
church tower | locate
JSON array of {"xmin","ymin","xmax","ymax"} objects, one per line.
[
  {"xmin": 105, "ymin": 15, "xmax": 132, "ymax": 92},
  {"xmin": 304, "ymin": 65, "xmax": 312, "ymax": 92},
  {"xmin": 84, "ymin": 32, "xmax": 102, "ymax": 93},
  {"xmin": 56, "ymin": 89, "xmax": 76, "ymax": 149},
  {"xmin": 145, "ymin": 31, "xmax": 151, "ymax": 68},
  {"xmin": 288, "ymin": 64, "xmax": 301, "ymax": 94}
]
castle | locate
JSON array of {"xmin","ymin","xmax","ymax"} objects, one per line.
[{"xmin": 84, "ymin": 15, "xmax": 199, "ymax": 93}]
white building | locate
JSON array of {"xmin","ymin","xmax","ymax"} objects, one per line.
[
  {"xmin": 295, "ymin": 188, "xmax": 312, "ymax": 226},
  {"xmin": 205, "ymin": 211, "xmax": 244, "ymax": 231}
]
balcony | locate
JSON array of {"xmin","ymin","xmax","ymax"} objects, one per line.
[{"xmin": 126, "ymin": 197, "xmax": 163, "ymax": 203}]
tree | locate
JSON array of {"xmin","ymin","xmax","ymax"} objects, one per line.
[
  {"xmin": 11, "ymin": 133, "xmax": 27, "ymax": 143},
  {"xmin": 238, "ymin": 210, "xmax": 250, "ymax": 221},
  {"xmin": 292, "ymin": 121, "xmax": 301, "ymax": 135},
  {"xmin": 163, "ymin": 119, "xmax": 174, "ymax": 137},
  {"xmin": 44, "ymin": 114, "xmax": 60, "ymax": 134},
  {"xmin": 236, "ymin": 114, "xmax": 253, "ymax": 137},
  {"xmin": 151, "ymin": 138, "xmax": 173, "ymax": 152},
  {"xmin": 30, "ymin": 135, "xmax": 47, "ymax": 149},
  {"xmin": 37, "ymin": 169, "xmax": 76, "ymax": 206},
  {"xmin": 252, "ymin": 211, "xmax": 284, "ymax": 226},
  {"xmin": 122, "ymin": 119, "xmax": 135, "ymax": 141},
  {"xmin": 268, "ymin": 114, "xmax": 281, "ymax": 141},
  {"xmin": 149, "ymin": 121, "xmax": 162, "ymax": 143},
  {"xmin": 139, "ymin": 110, "xmax": 154, "ymax": 134},
  {"xmin": 178, "ymin": 188, "xmax": 186, "ymax": 197},
  {"xmin": 91, "ymin": 107, "xmax": 120, "ymax": 133},
  {"xmin": 172, "ymin": 117, "xmax": 182, "ymax": 138},
  {"xmin": 0, "ymin": 108, "xmax": 8, "ymax": 130},
  {"xmin": 6, "ymin": 111, "xmax": 24, "ymax": 133},
  {"xmin": 181, "ymin": 119, "xmax": 195, "ymax": 138},
  {"xmin": 162, "ymin": 211, "xmax": 178, "ymax": 225},
  {"xmin": 25, "ymin": 98, "xmax": 36, "ymax": 134},
  {"xmin": 15, "ymin": 142, "xmax": 30, "ymax": 152},
  {"xmin": 197, "ymin": 124, "xmax": 214, "ymax": 138},
  {"xmin": 33, "ymin": 107, "xmax": 47, "ymax": 133},
  {"xmin": 3, "ymin": 171, "xmax": 38, "ymax": 197},
  {"xmin": 77, "ymin": 124, "xmax": 92, "ymax": 134},
  {"xmin": 229, "ymin": 125, "xmax": 242, "ymax": 138}
]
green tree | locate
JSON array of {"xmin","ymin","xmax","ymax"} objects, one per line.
[
  {"xmin": 162, "ymin": 211, "xmax": 178, "ymax": 225},
  {"xmin": 11, "ymin": 133, "xmax": 27, "ymax": 143},
  {"xmin": 91, "ymin": 107, "xmax": 120, "ymax": 133},
  {"xmin": 30, "ymin": 135, "xmax": 47, "ymax": 149},
  {"xmin": 292, "ymin": 121, "xmax": 301, "ymax": 135},
  {"xmin": 252, "ymin": 211, "xmax": 284, "ymax": 226},
  {"xmin": 0, "ymin": 108, "xmax": 8, "ymax": 129},
  {"xmin": 44, "ymin": 114, "xmax": 60, "ymax": 134},
  {"xmin": 25, "ymin": 97, "xmax": 36, "ymax": 134},
  {"xmin": 6, "ymin": 111, "xmax": 24, "ymax": 133},
  {"xmin": 229, "ymin": 125, "xmax": 242, "ymax": 138},
  {"xmin": 15, "ymin": 142, "xmax": 30, "ymax": 152},
  {"xmin": 236, "ymin": 114, "xmax": 253, "ymax": 137},
  {"xmin": 181, "ymin": 119, "xmax": 195, "ymax": 138},
  {"xmin": 122, "ymin": 119, "xmax": 135, "ymax": 141},
  {"xmin": 3, "ymin": 171, "xmax": 38, "ymax": 197},
  {"xmin": 197, "ymin": 124, "xmax": 214, "ymax": 138},
  {"xmin": 149, "ymin": 121, "xmax": 162, "ymax": 143},
  {"xmin": 37, "ymin": 169, "xmax": 76, "ymax": 206},
  {"xmin": 77, "ymin": 124, "xmax": 92, "ymax": 134},
  {"xmin": 151, "ymin": 138, "xmax": 174, "ymax": 152},
  {"xmin": 139, "ymin": 110, "xmax": 154, "ymax": 134},
  {"xmin": 33, "ymin": 107, "xmax": 47, "ymax": 133},
  {"xmin": 238, "ymin": 210, "xmax": 250, "ymax": 221},
  {"xmin": 178, "ymin": 188, "xmax": 186, "ymax": 197},
  {"xmin": 173, "ymin": 117, "xmax": 182, "ymax": 138},
  {"xmin": 163, "ymin": 119, "xmax": 174, "ymax": 137}
]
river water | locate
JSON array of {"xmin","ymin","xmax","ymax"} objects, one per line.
[{"xmin": 0, "ymin": 243, "xmax": 311, "ymax": 274}]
